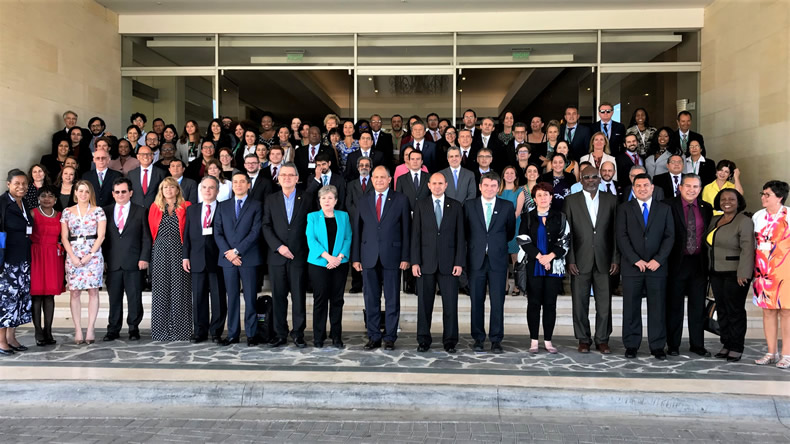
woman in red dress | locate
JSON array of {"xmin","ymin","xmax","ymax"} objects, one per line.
[{"xmin": 30, "ymin": 185, "xmax": 65, "ymax": 346}]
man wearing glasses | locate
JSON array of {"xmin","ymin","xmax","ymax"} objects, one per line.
[
  {"xmin": 595, "ymin": 102, "xmax": 626, "ymax": 157},
  {"xmin": 82, "ymin": 145, "xmax": 121, "ymax": 207},
  {"xmin": 472, "ymin": 148, "xmax": 494, "ymax": 196}
]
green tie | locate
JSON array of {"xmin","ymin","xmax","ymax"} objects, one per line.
[
  {"xmin": 682, "ymin": 133, "xmax": 688, "ymax": 151},
  {"xmin": 485, "ymin": 202, "xmax": 493, "ymax": 230}
]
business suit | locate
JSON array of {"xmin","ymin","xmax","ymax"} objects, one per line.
[
  {"xmin": 616, "ymin": 198, "xmax": 674, "ymax": 353},
  {"xmin": 395, "ymin": 170, "xmax": 430, "ymax": 211},
  {"xmin": 560, "ymin": 124, "xmax": 592, "ymax": 162},
  {"xmin": 345, "ymin": 176, "xmax": 373, "ymax": 292},
  {"xmin": 411, "ymin": 195, "xmax": 465, "ymax": 349},
  {"xmin": 593, "ymin": 120, "xmax": 626, "ymax": 157},
  {"xmin": 441, "ymin": 167, "xmax": 476, "ymax": 206},
  {"xmin": 653, "ymin": 172, "xmax": 683, "ymax": 199},
  {"xmin": 247, "ymin": 173, "xmax": 274, "ymax": 203},
  {"xmin": 306, "ymin": 172, "xmax": 346, "ymax": 211},
  {"xmin": 183, "ymin": 202, "xmax": 227, "ymax": 340},
  {"xmin": 666, "ymin": 196, "xmax": 713, "ymax": 353},
  {"xmin": 475, "ymin": 135, "xmax": 505, "ymax": 172},
  {"xmin": 406, "ymin": 139, "xmax": 437, "ymax": 173},
  {"xmin": 82, "ymin": 168, "xmax": 122, "ymax": 208},
  {"xmin": 294, "ymin": 143, "xmax": 337, "ymax": 181},
  {"xmin": 685, "ymin": 156, "xmax": 717, "ymax": 187},
  {"xmin": 464, "ymin": 197, "xmax": 516, "ymax": 345},
  {"xmin": 177, "ymin": 176, "xmax": 199, "ymax": 204},
  {"xmin": 262, "ymin": 189, "xmax": 314, "ymax": 343},
  {"xmin": 259, "ymin": 164, "xmax": 283, "ymax": 194},
  {"xmin": 345, "ymin": 150, "xmax": 384, "ymax": 182},
  {"xmin": 619, "ymin": 184, "xmax": 665, "ymax": 204},
  {"xmin": 101, "ymin": 202, "xmax": 151, "ymax": 337},
  {"xmin": 669, "ymin": 130, "xmax": 705, "ymax": 155},
  {"xmin": 615, "ymin": 151, "xmax": 644, "ymax": 186},
  {"xmin": 214, "ymin": 195, "xmax": 263, "ymax": 341},
  {"xmin": 563, "ymin": 190, "xmax": 619, "ymax": 346},
  {"xmin": 458, "ymin": 147, "xmax": 479, "ymax": 172},
  {"xmin": 351, "ymin": 189, "xmax": 411, "ymax": 343},
  {"xmin": 129, "ymin": 166, "xmax": 166, "ymax": 211}
]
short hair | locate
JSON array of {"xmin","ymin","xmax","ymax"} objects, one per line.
[
  {"xmin": 629, "ymin": 165, "xmax": 647, "ymax": 175},
  {"xmin": 446, "ymin": 146, "xmax": 461, "ymax": 157},
  {"xmin": 260, "ymin": 111, "xmax": 274, "ymax": 121},
  {"xmin": 372, "ymin": 165, "xmax": 391, "ymax": 178},
  {"xmin": 680, "ymin": 173, "xmax": 701, "ymax": 186},
  {"xmin": 564, "ymin": 105, "xmax": 579, "ymax": 114},
  {"xmin": 481, "ymin": 117, "xmax": 495, "ymax": 126},
  {"xmin": 516, "ymin": 143, "xmax": 530, "ymax": 153},
  {"xmin": 62, "ymin": 110, "xmax": 78, "ymax": 119},
  {"xmin": 716, "ymin": 159, "xmax": 737, "ymax": 172},
  {"xmin": 94, "ymin": 136, "xmax": 113, "ymax": 150},
  {"xmin": 477, "ymin": 147, "xmax": 492, "ymax": 157},
  {"xmin": 231, "ymin": 171, "xmax": 251, "ymax": 183},
  {"xmin": 317, "ymin": 185, "xmax": 338, "ymax": 200},
  {"xmin": 200, "ymin": 175, "xmax": 220, "ymax": 187},
  {"xmin": 667, "ymin": 154, "xmax": 683, "ymax": 164},
  {"xmin": 410, "ymin": 120, "xmax": 425, "ymax": 131},
  {"xmin": 463, "ymin": 109, "xmax": 477, "ymax": 119},
  {"xmin": 112, "ymin": 177, "xmax": 133, "ymax": 191},
  {"xmin": 714, "ymin": 188, "xmax": 747, "ymax": 213},
  {"xmin": 633, "ymin": 173, "xmax": 653, "ymax": 185},
  {"xmin": 426, "ymin": 112, "xmax": 439, "ymax": 121},
  {"xmin": 480, "ymin": 171, "xmax": 500, "ymax": 186},
  {"xmin": 315, "ymin": 153, "xmax": 332, "ymax": 164},
  {"xmin": 87, "ymin": 116, "xmax": 106, "ymax": 129},
  {"xmin": 598, "ymin": 101, "xmax": 613, "ymax": 110},
  {"xmin": 763, "ymin": 180, "xmax": 790, "ymax": 204},
  {"xmin": 280, "ymin": 162, "xmax": 299, "ymax": 179},
  {"xmin": 578, "ymin": 161, "xmax": 593, "ymax": 170},
  {"xmin": 243, "ymin": 153, "xmax": 259, "ymax": 162},
  {"xmin": 201, "ymin": 140, "xmax": 216, "ymax": 150},
  {"xmin": 152, "ymin": 117, "xmax": 165, "ymax": 126},
  {"xmin": 458, "ymin": 128, "xmax": 472, "ymax": 137},
  {"xmin": 125, "ymin": 125, "xmax": 141, "ymax": 137},
  {"xmin": 130, "ymin": 112, "xmax": 147, "ymax": 124},
  {"xmin": 161, "ymin": 142, "xmax": 176, "ymax": 152},
  {"xmin": 391, "ymin": 114, "xmax": 403, "ymax": 120},
  {"xmin": 532, "ymin": 182, "xmax": 553, "ymax": 196},
  {"xmin": 513, "ymin": 122, "xmax": 528, "ymax": 131},
  {"xmin": 408, "ymin": 149, "xmax": 423, "ymax": 160},
  {"xmin": 356, "ymin": 156, "xmax": 372, "ymax": 169},
  {"xmin": 323, "ymin": 113, "xmax": 340, "ymax": 127},
  {"xmin": 551, "ymin": 152, "xmax": 567, "ymax": 164},
  {"xmin": 169, "ymin": 159, "xmax": 185, "ymax": 169},
  {"xmin": 37, "ymin": 184, "xmax": 58, "ymax": 198},
  {"xmin": 624, "ymin": 133, "xmax": 638, "ymax": 142},
  {"xmin": 677, "ymin": 110, "xmax": 693, "ymax": 120},
  {"xmin": 269, "ymin": 145, "xmax": 284, "ymax": 155}
]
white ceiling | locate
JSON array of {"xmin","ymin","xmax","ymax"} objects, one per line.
[{"xmin": 98, "ymin": 0, "xmax": 712, "ymax": 15}]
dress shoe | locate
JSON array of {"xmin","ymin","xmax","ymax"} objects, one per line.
[
  {"xmin": 473, "ymin": 341, "xmax": 484, "ymax": 352},
  {"xmin": 294, "ymin": 337, "xmax": 307, "ymax": 348},
  {"xmin": 596, "ymin": 343, "xmax": 611, "ymax": 354},
  {"xmin": 246, "ymin": 338, "xmax": 259, "ymax": 347},
  {"xmin": 9, "ymin": 344, "xmax": 27, "ymax": 352},
  {"xmin": 211, "ymin": 336, "xmax": 222, "ymax": 344},
  {"xmin": 269, "ymin": 338, "xmax": 288, "ymax": 348},
  {"xmin": 714, "ymin": 348, "xmax": 730, "ymax": 359},
  {"xmin": 103, "ymin": 333, "xmax": 119, "ymax": 342},
  {"xmin": 363, "ymin": 339, "xmax": 381, "ymax": 350},
  {"xmin": 578, "ymin": 342, "xmax": 591, "ymax": 353},
  {"xmin": 624, "ymin": 348, "xmax": 638, "ymax": 359},
  {"xmin": 651, "ymin": 349, "xmax": 667, "ymax": 360},
  {"xmin": 383, "ymin": 341, "xmax": 395, "ymax": 351},
  {"xmin": 190, "ymin": 335, "xmax": 207, "ymax": 344},
  {"xmin": 129, "ymin": 331, "xmax": 141, "ymax": 341},
  {"xmin": 220, "ymin": 337, "xmax": 239, "ymax": 346},
  {"xmin": 0, "ymin": 348, "xmax": 14, "ymax": 356},
  {"xmin": 491, "ymin": 342, "xmax": 503, "ymax": 354},
  {"xmin": 331, "ymin": 340, "xmax": 345, "ymax": 349},
  {"xmin": 348, "ymin": 287, "xmax": 362, "ymax": 294},
  {"xmin": 444, "ymin": 345, "xmax": 457, "ymax": 354},
  {"xmin": 726, "ymin": 351, "xmax": 742, "ymax": 362},
  {"xmin": 417, "ymin": 343, "xmax": 430, "ymax": 353},
  {"xmin": 459, "ymin": 286, "xmax": 470, "ymax": 295},
  {"xmin": 667, "ymin": 347, "xmax": 680, "ymax": 356},
  {"xmin": 690, "ymin": 346, "xmax": 711, "ymax": 357},
  {"xmin": 36, "ymin": 340, "xmax": 47, "ymax": 347},
  {"xmin": 314, "ymin": 341, "xmax": 324, "ymax": 348},
  {"xmin": 45, "ymin": 338, "xmax": 57, "ymax": 346}
]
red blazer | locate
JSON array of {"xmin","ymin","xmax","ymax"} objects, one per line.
[{"xmin": 148, "ymin": 201, "xmax": 191, "ymax": 243}]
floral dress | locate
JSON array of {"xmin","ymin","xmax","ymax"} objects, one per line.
[
  {"xmin": 61, "ymin": 206, "xmax": 106, "ymax": 290},
  {"xmin": 753, "ymin": 206, "xmax": 790, "ymax": 310},
  {"xmin": 335, "ymin": 139, "xmax": 360, "ymax": 173}
]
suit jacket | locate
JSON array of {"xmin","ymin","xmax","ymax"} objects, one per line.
[
  {"xmin": 615, "ymin": 151, "xmax": 644, "ymax": 186},
  {"xmin": 0, "ymin": 193, "xmax": 31, "ymax": 264},
  {"xmin": 441, "ymin": 167, "xmax": 476, "ymax": 206},
  {"xmin": 615, "ymin": 198, "xmax": 675, "ymax": 277},
  {"xmin": 458, "ymin": 147, "xmax": 479, "ymax": 172},
  {"xmin": 705, "ymin": 213, "xmax": 755, "ymax": 279},
  {"xmin": 248, "ymin": 173, "xmax": 274, "ymax": 203},
  {"xmin": 520, "ymin": 209, "xmax": 570, "ymax": 274},
  {"xmin": 82, "ymin": 168, "xmax": 122, "ymax": 208},
  {"xmin": 345, "ymin": 177, "xmax": 373, "ymax": 219},
  {"xmin": 178, "ymin": 177, "xmax": 198, "ymax": 204},
  {"xmin": 410, "ymin": 195, "xmax": 465, "ymax": 275},
  {"xmin": 102, "ymin": 203, "xmax": 151, "ymax": 271},
  {"xmin": 463, "ymin": 197, "xmax": 516, "ymax": 272},
  {"xmin": 563, "ymin": 191, "xmax": 619, "ymax": 274},
  {"xmin": 395, "ymin": 170, "xmax": 430, "ymax": 211},
  {"xmin": 666, "ymin": 196, "xmax": 713, "ymax": 273},
  {"xmin": 305, "ymin": 172, "xmax": 346, "ymax": 210},
  {"xmin": 294, "ymin": 143, "xmax": 337, "ymax": 182},
  {"xmin": 262, "ymin": 189, "xmax": 314, "ymax": 266},
  {"xmin": 404, "ymin": 139, "xmax": 438, "ymax": 173},
  {"xmin": 560, "ymin": 124, "xmax": 592, "ymax": 162},
  {"xmin": 259, "ymin": 164, "xmax": 283, "ymax": 194},
  {"xmin": 653, "ymin": 172, "xmax": 683, "ymax": 199},
  {"xmin": 371, "ymin": 132, "xmax": 394, "ymax": 171},
  {"xmin": 591, "ymin": 120, "xmax": 626, "ymax": 157},
  {"xmin": 214, "ymin": 195, "xmax": 263, "ymax": 267},
  {"xmin": 351, "ymin": 189, "xmax": 411, "ymax": 269},
  {"xmin": 306, "ymin": 210, "xmax": 352, "ymax": 267},
  {"xmin": 129, "ymin": 166, "xmax": 166, "ymax": 210},
  {"xmin": 691, "ymin": 157, "xmax": 717, "ymax": 187},
  {"xmin": 619, "ymin": 184, "xmax": 665, "ymax": 204},
  {"xmin": 669, "ymin": 130, "xmax": 705, "ymax": 155},
  {"xmin": 344, "ymin": 150, "xmax": 385, "ymax": 181},
  {"xmin": 182, "ymin": 202, "xmax": 221, "ymax": 273}
]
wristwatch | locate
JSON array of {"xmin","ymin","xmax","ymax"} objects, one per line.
[{"xmin": 233, "ymin": 248, "xmax": 239, "ymax": 256}]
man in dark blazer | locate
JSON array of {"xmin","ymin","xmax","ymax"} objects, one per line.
[
  {"xmin": 471, "ymin": 148, "xmax": 495, "ymax": 196},
  {"xmin": 345, "ymin": 132, "xmax": 385, "ymax": 182},
  {"xmin": 395, "ymin": 149, "xmax": 430, "ymax": 211},
  {"xmin": 441, "ymin": 147, "xmax": 477, "ymax": 206},
  {"xmin": 669, "ymin": 111, "xmax": 705, "ymax": 155},
  {"xmin": 242, "ymin": 154, "xmax": 274, "ymax": 203},
  {"xmin": 214, "ymin": 171, "xmax": 263, "ymax": 346},
  {"xmin": 129, "ymin": 146, "xmax": 166, "ymax": 211},
  {"xmin": 344, "ymin": 157, "xmax": 373, "ymax": 293},
  {"xmin": 305, "ymin": 154, "xmax": 346, "ymax": 210},
  {"xmin": 410, "ymin": 173, "xmax": 465, "ymax": 353},
  {"xmin": 260, "ymin": 146, "xmax": 284, "ymax": 194},
  {"xmin": 169, "ymin": 159, "xmax": 198, "ymax": 204},
  {"xmin": 563, "ymin": 166, "xmax": 620, "ymax": 354},
  {"xmin": 616, "ymin": 173, "xmax": 675, "ymax": 360},
  {"xmin": 102, "ymin": 177, "xmax": 151, "ymax": 342},
  {"xmin": 560, "ymin": 105, "xmax": 592, "ymax": 162},
  {"xmin": 352, "ymin": 166, "xmax": 411, "ymax": 351},
  {"xmin": 183, "ymin": 176, "xmax": 227, "ymax": 344},
  {"xmin": 475, "ymin": 118, "xmax": 507, "ymax": 173},
  {"xmin": 370, "ymin": 115, "xmax": 394, "ymax": 173},
  {"xmin": 592, "ymin": 102, "xmax": 626, "ymax": 157},
  {"xmin": 616, "ymin": 134, "xmax": 644, "ymax": 186},
  {"xmin": 464, "ymin": 172, "xmax": 516, "ymax": 354},
  {"xmin": 294, "ymin": 126, "xmax": 337, "ymax": 181},
  {"xmin": 262, "ymin": 163, "xmax": 314, "ymax": 348},
  {"xmin": 666, "ymin": 173, "xmax": 713, "ymax": 357},
  {"xmin": 620, "ymin": 165, "xmax": 666, "ymax": 204},
  {"xmin": 457, "ymin": 129, "xmax": 479, "ymax": 173},
  {"xmin": 82, "ymin": 149, "xmax": 121, "ymax": 208},
  {"xmin": 653, "ymin": 154, "xmax": 685, "ymax": 199},
  {"xmin": 405, "ymin": 121, "xmax": 437, "ymax": 173}
]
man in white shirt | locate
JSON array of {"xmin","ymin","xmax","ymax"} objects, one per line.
[
  {"xmin": 426, "ymin": 112, "xmax": 442, "ymax": 143},
  {"xmin": 600, "ymin": 161, "xmax": 617, "ymax": 196},
  {"xmin": 462, "ymin": 109, "xmax": 477, "ymax": 136},
  {"xmin": 130, "ymin": 146, "xmax": 165, "ymax": 210},
  {"xmin": 170, "ymin": 159, "xmax": 198, "ymax": 204}
]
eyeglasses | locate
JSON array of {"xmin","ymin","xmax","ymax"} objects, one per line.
[
  {"xmin": 759, "ymin": 192, "xmax": 775, "ymax": 198},
  {"xmin": 582, "ymin": 175, "xmax": 601, "ymax": 180},
  {"xmin": 599, "ymin": 109, "xmax": 613, "ymax": 114},
  {"xmin": 138, "ymin": 153, "xmax": 153, "ymax": 157},
  {"xmin": 477, "ymin": 155, "xmax": 492, "ymax": 159},
  {"xmin": 113, "ymin": 190, "xmax": 129, "ymax": 194},
  {"xmin": 517, "ymin": 150, "xmax": 529, "ymax": 154},
  {"xmin": 279, "ymin": 173, "xmax": 297, "ymax": 178}
]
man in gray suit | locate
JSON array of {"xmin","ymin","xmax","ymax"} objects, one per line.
[
  {"xmin": 169, "ymin": 159, "xmax": 198, "ymax": 204},
  {"xmin": 129, "ymin": 146, "xmax": 166, "ymax": 211},
  {"xmin": 564, "ymin": 165, "xmax": 620, "ymax": 354},
  {"xmin": 441, "ymin": 147, "xmax": 476, "ymax": 206}
]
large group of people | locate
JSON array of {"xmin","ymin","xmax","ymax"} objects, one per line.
[{"xmin": 0, "ymin": 105, "xmax": 787, "ymax": 370}]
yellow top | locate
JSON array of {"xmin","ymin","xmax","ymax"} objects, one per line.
[
  {"xmin": 706, "ymin": 226, "xmax": 718, "ymax": 246},
  {"xmin": 702, "ymin": 181, "xmax": 735, "ymax": 215}
]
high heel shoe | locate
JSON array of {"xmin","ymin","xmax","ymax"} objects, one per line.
[{"xmin": 74, "ymin": 331, "xmax": 85, "ymax": 345}]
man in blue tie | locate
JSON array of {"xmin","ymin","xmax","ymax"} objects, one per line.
[{"xmin": 616, "ymin": 173, "xmax": 675, "ymax": 360}]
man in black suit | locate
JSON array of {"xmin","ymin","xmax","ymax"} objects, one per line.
[
  {"xmin": 457, "ymin": 129, "xmax": 479, "ymax": 172},
  {"xmin": 261, "ymin": 145, "xmax": 284, "ymax": 193},
  {"xmin": 242, "ymin": 154, "xmax": 274, "ymax": 203},
  {"xmin": 82, "ymin": 149, "xmax": 121, "ymax": 208},
  {"xmin": 169, "ymin": 159, "xmax": 198, "ymax": 204},
  {"xmin": 295, "ymin": 126, "xmax": 336, "ymax": 181},
  {"xmin": 102, "ymin": 177, "xmax": 151, "ymax": 342},
  {"xmin": 369, "ymin": 115, "xmax": 394, "ymax": 172},
  {"xmin": 477, "ymin": 118, "xmax": 506, "ymax": 174},
  {"xmin": 653, "ymin": 154, "xmax": 685, "ymax": 199},
  {"xmin": 344, "ymin": 156, "xmax": 373, "ymax": 294},
  {"xmin": 592, "ymin": 102, "xmax": 626, "ymax": 157},
  {"xmin": 472, "ymin": 148, "xmax": 494, "ymax": 196},
  {"xmin": 560, "ymin": 105, "xmax": 592, "ymax": 162},
  {"xmin": 411, "ymin": 173, "xmax": 465, "ymax": 353},
  {"xmin": 262, "ymin": 163, "xmax": 314, "ymax": 348},
  {"xmin": 52, "ymin": 110, "xmax": 91, "ymax": 152},
  {"xmin": 461, "ymin": 109, "xmax": 481, "ymax": 147},
  {"xmin": 616, "ymin": 134, "xmax": 644, "ymax": 186},
  {"xmin": 87, "ymin": 116, "xmax": 117, "ymax": 154},
  {"xmin": 670, "ymin": 111, "xmax": 705, "ymax": 155},
  {"xmin": 464, "ymin": 172, "xmax": 517, "ymax": 354},
  {"xmin": 129, "ymin": 146, "xmax": 166, "ymax": 211},
  {"xmin": 406, "ymin": 121, "xmax": 437, "ymax": 173},
  {"xmin": 620, "ymin": 165, "xmax": 666, "ymax": 204},
  {"xmin": 345, "ymin": 132, "xmax": 384, "ymax": 182},
  {"xmin": 352, "ymin": 166, "xmax": 411, "ymax": 351},
  {"xmin": 183, "ymin": 176, "xmax": 228, "ymax": 344},
  {"xmin": 616, "ymin": 173, "xmax": 675, "ymax": 360},
  {"xmin": 306, "ymin": 153, "xmax": 345, "ymax": 210},
  {"xmin": 666, "ymin": 173, "xmax": 713, "ymax": 357},
  {"xmin": 395, "ymin": 149, "xmax": 430, "ymax": 211}
]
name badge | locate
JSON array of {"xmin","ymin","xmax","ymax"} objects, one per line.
[
  {"xmin": 308, "ymin": 162, "xmax": 316, "ymax": 169},
  {"xmin": 759, "ymin": 241, "xmax": 772, "ymax": 251},
  {"xmin": 26, "ymin": 226, "xmax": 32, "ymax": 235},
  {"xmin": 202, "ymin": 227, "xmax": 213, "ymax": 236}
]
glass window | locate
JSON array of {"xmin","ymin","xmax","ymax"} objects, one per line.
[
  {"xmin": 122, "ymin": 36, "xmax": 215, "ymax": 67},
  {"xmin": 122, "ymin": 76, "xmax": 215, "ymax": 133},
  {"xmin": 357, "ymin": 34, "xmax": 453, "ymax": 66},
  {"xmin": 219, "ymin": 35, "xmax": 354, "ymax": 66},
  {"xmin": 601, "ymin": 30, "xmax": 700, "ymax": 63},
  {"xmin": 457, "ymin": 32, "xmax": 598, "ymax": 65}
]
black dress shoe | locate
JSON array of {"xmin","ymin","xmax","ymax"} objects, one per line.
[
  {"xmin": 651, "ymin": 349, "xmax": 667, "ymax": 360},
  {"xmin": 190, "ymin": 335, "xmax": 207, "ymax": 344},
  {"xmin": 473, "ymin": 341, "xmax": 484, "ymax": 352},
  {"xmin": 444, "ymin": 346, "xmax": 457, "ymax": 354},
  {"xmin": 689, "ymin": 346, "xmax": 711, "ymax": 357},
  {"xmin": 491, "ymin": 342, "xmax": 503, "ymax": 354},
  {"xmin": 36, "ymin": 340, "xmax": 47, "ymax": 347},
  {"xmin": 220, "ymin": 337, "xmax": 239, "ymax": 346},
  {"xmin": 211, "ymin": 336, "xmax": 222, "ymax": 344},
  {"xmin": 9, "ymin": 344, "xmax": 27, "ymax": 352},
  {"xmin": 363, "ymin": 339, "xmax": 381, "ymax": 350},
  {"xmin": 268, "ymin": 338, "xmax": 288, "ymax": 348},
  {"xmin": 314, "ymin": 341, "xmax": 324, "ymax": 348},
  {"xmin": 0, "ymin": 348, "xmax": 14, "ymax": 356},
  {"xmin": 417, "ymin": 343, "xmax": 430, "ymax": 352},
  {"xmin": 714, "ymin": 348, "xmax": 729, "ymax": 359},
  {"xmin": 726, "ymin": 352, "xmax": 742, "ymax": 362},
  {"xmin": 331, "ymin": 340, "xmax": 345, "ymax": 349},
  {"xmin": 45, "ymin": 338, "xmax": 57, "ymax": 346},
  {"xmin": 129, "ymin": 331, "xmax": 141, "ymax": 341},
  {"xmin": 294, "ymin": 337, "xmax": 307, "ymax": 348},
  {"xmin": 384, "ymin": 341, "xmax": 395, "ymax": 350},
  {"xmin": 247, "ymin": 338, "xmax": 259, "ymax": 347},
  {"xmin": 666, "ymin": 347, "xmax": 679, "ymax": 356},
  {"xmin": 103, "ymin": 333, "xmax": 119, "ymax": 342},
  {"xmin": 624, "ymin": 348, "xmax": 638, "ymax": 359},
  {"xmin": 349, "ymin": 287, "xmax": 362, "ymax": 294}
]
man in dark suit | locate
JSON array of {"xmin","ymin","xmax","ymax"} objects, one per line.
[
  {"xmin": 616, "ymin": 173, "xmax": 675, "ymax": 360},
  {"xmin": 345, "ymin": 156, "xmax": 373, "ymax": 294},
  {"xmin": 406, "ymin": 121, "xmax": 437, "ymax": 173},
  {"xmin": 129, "ymin": 146, "xmax": 166, "ymax": 211},
  {"xmin": 620, "ymin": 165, "xmax": 666, "ymax": 204},
  {"xmin": 395, "ymin": 149, "xmax": 430, "ymax": 211},
  {"xmin": 305, "ymin": 153, "xmax": 345, "ymax": 210},
  {"xmin": 669, "ymin": 111, "xmax": 705, "ymax": 155},
  {"xmin": 560, "ymin": 105, "xmax": 592, "ymax": 162},
  {"xmin": 464, "ymin": 172, "xmax": 516, "ymax": 354},
  {"xmin": 563, "ymin": 166, "xmax": 620, "ymax": 354},
  {"xmin": 183, "ymin": 176, "xmax": 227, "ymax": 344},
  {"xmin": 52, "ymin": 110, "xmax": 91, "ymax": 152},
  {"xmin": 260, "ymin": 145, "xmax": 284, "ymax": 193},
  {"xmin": 262, "ymin": 163, "xmax": 314, "ymax": 348},
  {"xmin": 169, "ymin": 159, "xmax": 198, "ymax": 204},
  {"xmin": 345, "ymin": 132, "xmax": 384, "ymax": 182},
  {"xmin": 82, "ymin": 149, "xmax": 121, "ymax": 208},
  {"xmin": 592, "ymin": 102, "xmax": 626, "ymax": 157},
  {"xmin": 102, "ymin": 177, "xmax": 151, "ymax": 342},
  {"xmin": 295, "ymin": 126, "xmax": 336, "ymax": 181},
  {"xmin": 475, "ymin": 118, "xmax": 506, "ymax": 172},
  {"xmin": 616, "ymin": 134, "xmax": 644, "ymax": 186},
  {"xmin": 411, "ymin": 173, "xmax": 465, "ymax": 353},
  {"xmin": 653, "ymin": 154, "xmax": 685, "ymax": 199},
  {"xmin": 214, "ymin": 171, "xmax": 263, "ymax": 346},
  {"xmin": 457, "ymin": 129, "xmax": 479, "ymax": 172},
  {"xmin": 666, "ymin": 173, "xmax": 713, "ymax": 357},
  {"xmin": 242, "ymin": 154, "xmax": 274, "ymax": 203},
  {"xmin": 369, "ymin": 116, "xmax": 394, "ymax": 173},
  {"xmin": 441, "ymin": 147, "xmax": 477, "ymax": 207},
  {"xmin": 352, "ymin": 166, "xmax": 411, "ymax": 351},
  {"xmin": 461, "ymin": 109, "xmax": 481, "ymax": 147},
  {"xmin": 471, "ymin": 148, "xmax": 495, "ymax": 195}
]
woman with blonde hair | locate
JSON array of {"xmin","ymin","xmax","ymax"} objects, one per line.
[{"xmin": 580, "ymin": 132, "xmax": 617, "ymax": 180}]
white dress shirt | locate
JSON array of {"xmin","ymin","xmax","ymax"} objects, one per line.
[
  {"xmin": 582, "ymin": 190, "xmax": 599, "ymax": 227},
  {"xmin": 200, "ymin": 200, "xmax": 217, "ymax": 227},
  {"xmin": 140, "ymin": 165, "xmax": 153, "ymax": 189}
]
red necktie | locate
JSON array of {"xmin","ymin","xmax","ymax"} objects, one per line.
[
  {"xmin": 376, "ymin": 193, "xmax": 383, "ymax": 222},
  {"xmin": 631, "ymin": 152, "xmax": 639, "ymax": 166},
  {"xmin": 310, "ymin": 146, "xmax": 316, "ymax": 161},
  {"xmin": 362, "ymin": 177, "xmax": 367, "ymax": 192},
  {"xmin": 142, "ymin": 168, "xmax": 148, "ymax": 194},
  {"xmin": 203, "ymin": 205, "xmax": 211, "ymax": 228}
]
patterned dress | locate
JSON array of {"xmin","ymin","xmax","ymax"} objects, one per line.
[
  {"xmin": 150, "ymin": 206, "xmax": 192, "ymax": 341},
  {"xmin": 61, "ymin": 206, "xmax": 106, "ymax": 290},
  {"xmin": 753, "ymin": 207, "xmax": 790, "ymax": 310},
  {"xmin": 335, "ymin": 139, "xmax": 360, "ymax": 173}
]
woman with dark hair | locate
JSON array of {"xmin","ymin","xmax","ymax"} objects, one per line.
[
  {"xmin": 752, "ymin": 180, "xmax": 790, "ymax": 368},
  {"xmin": 231, "ymin": 122, "xmax": 246, "ymax": 155},
  {"xmin": 702, "ymin": 160, "xmax": 744, "ymax": 214},
  {"xmin": 513, "ymin": 144, "xmax": 533, "ymax": 187},
  {"xmin": 185, "ymin": 140, "xmax": 217, "ymax": 182},
  {"xmin": 218, "ymin": 147, "xmax": 235, "ymax": 181},
  {"xmin": 125, "ymin": 124, "xmax": 144, "ymax": 150},
  {"xmin": 626, "ymin": 108, "xmax": 656, "ymax": 157},
  {"xmin": 0, "ymin": 169, "xmax": 34, "ymax": 354},
  {"xmin": 55, "ymin": 165, "xmax": 77, "ymax": 211},
  {"xmin": 683, "ymin": 139, "xmax": 716, "ymax": 186},
  {"xmin": 24, "ymin": 164, "xmax": 50, "ymax": 210},
  {"xmin": 706, "ymin": 188, "xmax": 753, "ymax": 362},
  {"xmin": 290, "ymin": 117, "xmax": 303, "ymax": 147},
  {"xmin": 276, "ymin": 125, "xmax": 295, "ymax": 163},
  {"xmin": 499, "ymin": 166, "xmax": 526, "ymax": 296},
  {"xmin": 69, "ymin": 126, "xmax": 92, "ymax": 172},
  {"xmin": 204, "ymin": 159, "xmax": 232, "ymax": 202},
  {"xmin": 235, "ymin": 128, "xmax": 258, "ymax": 167},
  {"xmin": 336, "ymin": 120, "xmax": 360, "ymax": 173},
  {"xmin": 206, "ymin": 118, "xmax": 232, "ymax": 150},
  {"xmin": 435, "ymin": 125, "xmax": 458, "ymax": 171},
  {"xmin": 30, "ymin": 185, "xmax": 64, "ymax": 346},
  {"xmin": 645, "ymin": 127, "xmax": 679, "ymax": 177},
  {"xmin": 162, "ymin": 124, "xmax": 179, "ymax": 146},
  {"xmin": 326, "ymin": 127, "xmax": 342, "ymax": 166},
  {"xmin": 108, "ymin": 139, "xmax": 140, "ymax": 177},
  {"xmin": 539, "ymin": 152, "xmax": 576, "ymax": 213},
  {"xmin": 177, "ymin": 120, "xmax": 202, "ymax": 164},
  {"xmin": 554, "ymin": 141, "xmax": 580, "ymax": 181},
  {"xmin": 41, "ymin": 135, "xmax": 71, "ymax": 183},
  {"xmin": 527, "ymin": 116, "xmax": 546, "ymax": 150},
  {"xmin": 498, "ymin": 111, "xmax": 515, "ymax": 146}
]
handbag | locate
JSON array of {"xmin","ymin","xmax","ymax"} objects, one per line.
[{"xmin": 703, "ymin": 296, "xmax": 720, "ymax": 336}]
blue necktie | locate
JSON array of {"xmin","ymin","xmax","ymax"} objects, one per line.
[
  {"xmin": 642, "ymin": 202, "xmax": 649, "ymax": 226},
  {"xmin": 236, "ymin": 199, "xmax": 242, "ymax": 219},
  {"xmin": 453, "ymin": 169, "xmax": 458, "ymax": 188},
  {"xmin": 434, "ymin": 199, "xmax": 442, "ymax": 228}
]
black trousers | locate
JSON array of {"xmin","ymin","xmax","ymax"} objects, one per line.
[
  {"xmin": 622, "ymin": 273, "xmax": 667, "ymax": 351},
  {"xmin": 416, "ymin": 271, "xmax": 459, "ymax": 348},
  {"xmin": 106, "ymin": 268, "xmax": 143, "ymax": 335},
  {"xmin": 570, "ymin": 270, "xmax": 613, "ymax": 345},
  {"xmin": 526, "ymin": 275, "xmax": 562, "ymax": 341},
  {"xmin": 269, "ymin": 260, "xmax": 307, "ymax": 341},
  {"xmin": 362, "ymin": 261, "xmax": 401, "ymax": 342},
  {"xmin": 710, "ymin": 272, "xmax": 751, "ymax": 353},
  {"xmin": 308, "ymin": 263, "xmax": 348, "ymax": 343},
  {"xmin": 469, "ymin": 256, "xmax": 507, "ymax": 343},
  {"xmin": 191, "ymin": 270, "xmax": 227, "ymax": 339},
  {"xmin": 31, "ymin": 295, "xmax": 54, "ymax": 342},
  {"xmin": 667, "ymin": 255, "xmax": 707, "ymax": 350},
  {"xmin": 350, "ymin": 267, "xmax": 363, "ymax": 291}
]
